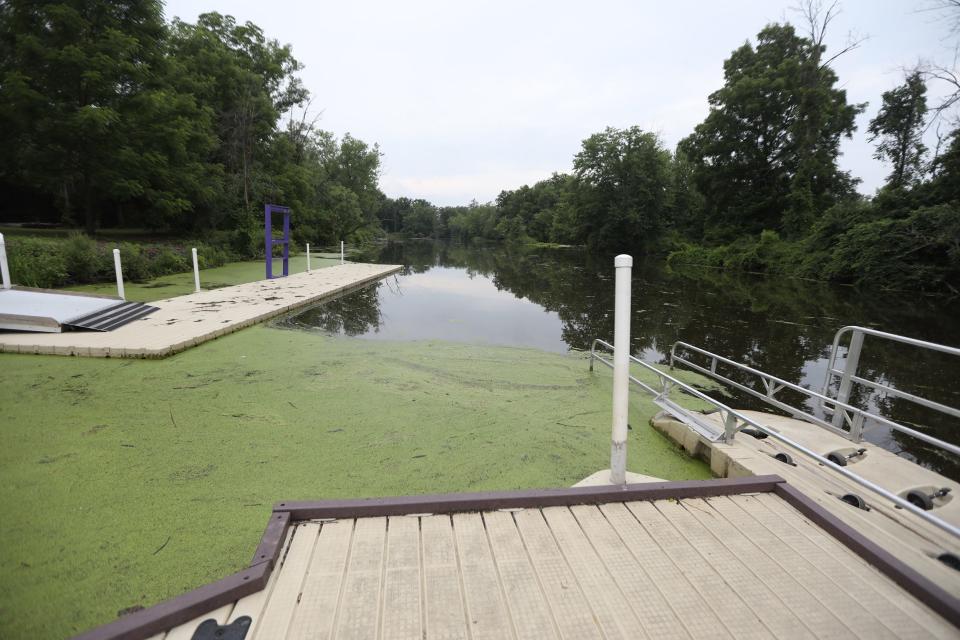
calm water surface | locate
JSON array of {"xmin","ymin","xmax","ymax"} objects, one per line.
[{"xmin": 275, "ymin": 241, "xmax": 960, "ymax": 479}]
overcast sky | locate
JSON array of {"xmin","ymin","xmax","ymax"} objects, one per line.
[{"xmin": 164, "ymin": 0, "xmax": 956, "ymax": 206}]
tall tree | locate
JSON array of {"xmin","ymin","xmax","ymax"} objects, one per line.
[
  {"xmin": 0, "ymin": 0, "xmax": 204, "ymax": 233},
  {"xmin": 680, "ymin": 23, "xmax": 864, "ymax": 239},
  {"xmin": 868, "ymin": 72, "xmax": 928, "ymax": 190},
  {"xmin": 572, "ymin": 127, "xmax": 672, "ymax": 251},
  {"xmin": 867, "ymin": 71, "xmax": 927, "ymax": 189},
  {"xmin": 168, "ymin": 13, "xmax": 307, "ymax": 219}
]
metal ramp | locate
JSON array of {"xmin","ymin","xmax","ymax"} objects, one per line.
[
  {"xmin": 0, "ymin": 287, "xmax": 156, "ymax": 333},
  {"xmin": 63, "ymin": 301, "xmax": 157, "ymax": 332}
]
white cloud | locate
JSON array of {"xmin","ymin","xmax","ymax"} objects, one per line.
[{"xmin": 165, "ymin": 0, "xmax": 949, "ymax": 205}]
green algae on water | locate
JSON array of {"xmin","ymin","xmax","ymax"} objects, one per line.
[{"xmin": 0, "ymin": 326, "xmax": 711, "ymax": 638}]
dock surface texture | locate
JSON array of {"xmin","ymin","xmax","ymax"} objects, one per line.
[
  {"xmin": 652, "ymin": 410, "xmax": 960, "ymax": 596},
  {"xmin": 0, "ymin": 262, "xmax": 401, "ymax": 358},
  {"xmin": 150, "ymin": 494, "xmax": 955, "ymax": 640}
]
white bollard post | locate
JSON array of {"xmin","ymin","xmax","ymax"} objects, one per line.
[
  {"xmin": 0, "ymin": 233, "xmax": 10, "ymax": 289},
  {"xmin": 340, "ymin": 240, "xmax": 344, "ymax": 264},
  {"xmin": 306, "ymin": 243, "xmax": 311, "ymax": 272},
  {"xmin": 192, "ymin": 247, "xmax": 200, "ymax": 293},
  {"xmin": 113, "ymin": 248, "xmax": 125, "ymax": 300},
  {"xmin": 610, "ymin": 254, "xmax": 633, "ymax": 485}
]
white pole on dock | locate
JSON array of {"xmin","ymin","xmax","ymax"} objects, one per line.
[
  {"xmin": 340, "ymin": 240, "xmax": 344, "ymax": 264},
  {"xmin": 113, "ymin": 248, "xmax": 125, "ymax": 300},
  {"xmin": 192, "ymin": 247, "xmax": 201, "ymax": 293},
  {"xmin": 0, "ymin": 233, "xmax": 10, "ymax": 290},
  {"xmin": 610, "ymin": 254, "xmax": 633, "ymax": 485},
  {"xmin": 306, "ymin": 243, "xmax": 311, "ymax": 272}
]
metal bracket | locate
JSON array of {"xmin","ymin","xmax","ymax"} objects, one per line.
[{"xmin": 191, "ymin": 616, "xmax": 252, "ymax": 640}]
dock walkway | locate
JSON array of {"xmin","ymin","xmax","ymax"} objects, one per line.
[
  {"xmin": 75, "ymin": 477, "xmax": 959, "ymax": 640},
  {"xmin": 0, "ymin": 262, "xmax": 401, "ymax": 358},
  {"xmin": 652, "ymin": 410, "xmax": 960, "ymax": 596}
]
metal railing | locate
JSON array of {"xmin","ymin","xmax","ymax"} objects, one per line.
[
  {"xmin": 588, "ymin": 338, "xmax": 960, "ymax": 539},
  {"xmin": 820, "ymin": 326, "xmax": 960, "ymax": 428},
  {"xmin": 669, "ymin": 341, "xmax": 960, "ymax": 457}
]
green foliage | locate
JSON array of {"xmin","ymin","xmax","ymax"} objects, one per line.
[
  {"xmin": 5, "ymin": 233, "xmax": 242, "ymax": 287},
  {"xmin": 573, "ymin": 127, "xmax": 672, "ymax": 250},
  {"xmin": 400, "ymin": 199, "xmax": 439, "ymax": 237},
  {"xmin": 0, "ymin": 5, "xmax": 382, "ymax": 243},
  {"xmin": 819, "ymin": 204, "xmax": 960, "ymax": 291},
  {"xmin": 62, "ymin": 232, "xmax": 107, "ymax": 282},
  {"xmin": 868, "ymin": 72, "xmax": 928, "ymax": 191},
  {"xmin": 680, "ymin": 23, "xmax": 864, "ymax": 239},
  {"xmin": 5, "ymin": 237, "xmax": 69, "ymax": 288}
]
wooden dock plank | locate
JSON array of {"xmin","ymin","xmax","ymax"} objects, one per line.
[
  {"xmin": 540, "ymin": 506, "xmax": 647, "ymax": 640},
  {"xmin": 287, "ymin": 519, "xmax": 354, "ymax": 640},
  {"xmin": 626, "ymin": 500, "xmax": 772, "ymax": 639},
  {"xmin": 380, "ymin": 516, "xmax": 422, "ymax": 640},
  {"xmin": 249, "ymin": 522, "xmax": 321, "ymax": 639},
  {"xmin": 513, "ymin": 508, "xmax": 603, "ymax": 639},
  {"xmin": 333, "ymin": 517, "xmax": 387, "ymax": 640},
  {"xmin": 598, "ymin": 502, "xmax": 730, "ymax": 639},
  {"xmin": 421, "ymin": 515, "xmax": 469, "ymax": 640},
  {"xmin": 676, "ymin": 498, "xmax": 829, "ymax": 639},
  {"xmin": 709, "ymin": 495, "xmax": 898, "ymax": 640},
  {"xmin": 482, "ymin": 510, "xmax": 559, "ymax": 640},
  {"xmin": 569, "ymin": 504, "xmax": 690, "ymax": 639},
  {"xmin": 751, "ymin": 493, "xmax": 959, "ymax": 639},
  {"xmin": 451, "ymin": 512, "xmax": 513, "ymax": 639}
]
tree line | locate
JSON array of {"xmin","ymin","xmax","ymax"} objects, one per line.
[
  {"xmin": 381, "ymin": 12, "xmax": 959, "ymax": 293},
  {"xmin": 2, "ymin": 1, "xmax": 957, "ymax": 292},
  {"xmin": 0, "ymin": 1, "xmax": 383, "ymax": 253}
]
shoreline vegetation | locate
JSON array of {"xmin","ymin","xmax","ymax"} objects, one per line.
[{"xmin": 2, "ymin": 5, "xmax": 958, "ymax": 295}]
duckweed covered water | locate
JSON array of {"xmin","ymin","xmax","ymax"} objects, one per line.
[{"xmin": 0, "ymin": 325, "xmax": 711, "ymax": 638}]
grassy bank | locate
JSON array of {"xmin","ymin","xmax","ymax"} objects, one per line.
[
  {"xmin": 63, "ymin": 254, "xmax": 341, "ymax": 303},
  {"xmin": 0, "ymin": 326, "xmax": 711, "ymax": 638}
]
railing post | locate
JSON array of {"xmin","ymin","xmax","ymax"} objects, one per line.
[
  {"xmin": 340, "ymin": 240, "xmax": 344, "ymax": 264},
  {"xmin": 610, "ymin": 254, "xmax": 633, "ymax": 485},
  {"xmin": 723, "ymin": 412, "xmax": 738, "ymax": 441},
  {"xmin": 0, "ymin": 233, "xmax": 10, "ymax": 289},
  {"xmin": 191, "ymin": 247, "xmax": 200, "ymax": 293},
  {"xmin": 832, "ymin": 329, "xmax": 864, "ymax": 428},
  {"xmin": 306, "ymin": 243, "xmax": 311, "ymax": 272},
  {"xmin": 113, "ymin": 248, "xmax": 125, "ymax": 300}
]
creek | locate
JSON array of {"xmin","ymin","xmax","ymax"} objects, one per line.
[{"xmin": 275, "ymin": 240, "xmax": 960, "ymax": 480}]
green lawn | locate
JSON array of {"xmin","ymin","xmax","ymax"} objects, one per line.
[
  {"xmin": 63, "ymin": 254, "xmax": 343, "ymax": 302},
  {"xmin": 0, "ymin": 325, "xmax": 711, "ymax": 639}
]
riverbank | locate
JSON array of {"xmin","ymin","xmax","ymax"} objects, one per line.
[{"xmin": 0, "ymin": 326, "xmax": 712, "ymax": 639}]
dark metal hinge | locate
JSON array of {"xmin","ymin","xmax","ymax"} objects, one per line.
[{"xmin": 190, "ymin": 616, "xmax": 252, "ymax": 640}]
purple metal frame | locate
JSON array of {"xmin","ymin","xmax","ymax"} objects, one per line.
[{"xmin": 264, "ymin": 204, "xmax": 291, "ymax": 279}]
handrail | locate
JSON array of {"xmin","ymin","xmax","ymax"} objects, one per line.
[
  {"xmin": 821, "ymin": 326, "xmax": 960, "ymax": 422},
  {"xmin": 669, "ymin": 341, "xmax": 960, "ymax": 457},
  {"xmin": 589, "ymin": 338, "xmax": 960, "ymax": 539}
]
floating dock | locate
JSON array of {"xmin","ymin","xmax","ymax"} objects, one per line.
[
  {"xmin": 74, "ymin": 477, "xmax": 959, "ymax": 639},
  {"xmin": 0, "ymin": 262, "xmax": 401, "ymax": 358},
  {"xmin": 652, "ymin": 410, "xmax": 960, "ymax": 596}
]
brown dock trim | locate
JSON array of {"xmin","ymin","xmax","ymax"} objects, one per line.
[{"xmin": 73, "ymin": 475, "xmax": 960, "ymax": 640}]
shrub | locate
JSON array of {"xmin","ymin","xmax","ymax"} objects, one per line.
[
  {"xmin": 62, "ymin": 232, "xmax": 108, "ymax": 282},
  {"xmin": 5, "ymin": 237, "xmax": 69, "ymax": 288}
]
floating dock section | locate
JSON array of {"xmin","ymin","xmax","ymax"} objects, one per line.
[
  {"xmin": 0, "ymin": 262, "xmax": 401, "ymax": 358},
  {"xmin": 0, "ymin": 288, "xmax": 156, "ymax": 333}
]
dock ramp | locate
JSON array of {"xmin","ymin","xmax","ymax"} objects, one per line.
[{"xmin": 0, "ymin": 287, "xmax": 156, "ymax": 333}]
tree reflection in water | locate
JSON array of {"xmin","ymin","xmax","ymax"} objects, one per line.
[{"xmin": 277, "ymin": 240, "xmax": 960, "ymax": 480}]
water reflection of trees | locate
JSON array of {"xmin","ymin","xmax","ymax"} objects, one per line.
[
  {"xmin": 370, "ymin": 240, "xmax": 960, "ymax": 479},
  {"xmin": 278, "ymin": 283, "xmax": 384, "ymax": 336}
]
